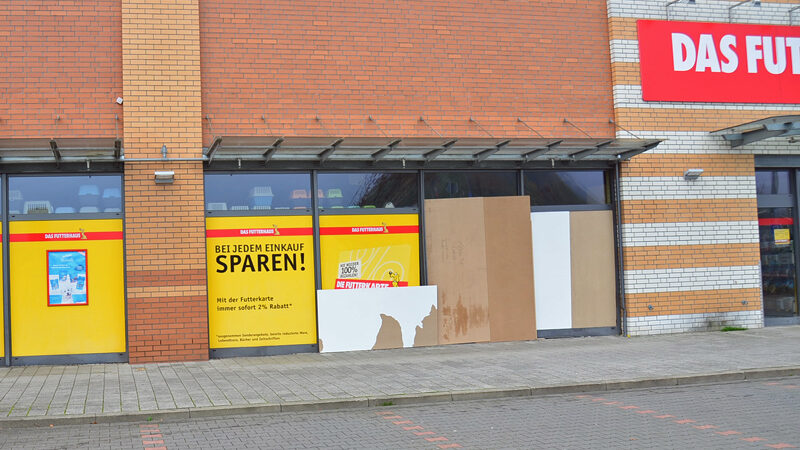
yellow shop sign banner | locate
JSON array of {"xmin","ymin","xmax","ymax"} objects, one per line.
[
  {"xmin": 319, "ymin": 214, "xmax": 420, "ymax": 290},
  {"xmin": 206, "ymin": 215, "xmax": 316, "ymax": 349}
]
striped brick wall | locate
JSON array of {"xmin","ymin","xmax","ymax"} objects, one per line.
[
  {"xmin": 122, "ymin": 0, "xmax": 208, "ymax": 362},
  {"xmin": 607, "ymin": 0, "xmax": 800, "ymax": 335}
]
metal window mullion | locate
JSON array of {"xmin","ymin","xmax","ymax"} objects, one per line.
[
  {"xmin": 2, "ymin": 174, "xmax": 9, "ymax": 366},
  {"xmin": 418, "ymin": 170, "xmax": 427, "ymax": 286}
]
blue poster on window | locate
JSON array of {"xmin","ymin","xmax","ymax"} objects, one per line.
[{"xmin": 48, "ymin": 250, "xmax": 88, "ymax": 306}]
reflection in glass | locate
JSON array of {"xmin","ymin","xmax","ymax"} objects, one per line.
[
  {"xmin": 205, "ymin": 173, "xmax": 312, "ymax": 211},
  {"xmin": 756, "ymin": 170, "xmax": 791, "ymax": 195},
  {"xmin": 9, "ymin": 175, "xmax": 122, "ymax": 214},
  {"xmin": 317, "ymin": 173, "xmax": 418, "ymax": 209},
  {"xmin": 758, "ymin": 207, "xmax": 798, "ymax": 317},
  {"xmin": 424, "ymin": 172, "xmax": 517, "ymax": 199},
  {"xmin": 524, "ymin": 170, "xmax": 608, "ymax": 206}
]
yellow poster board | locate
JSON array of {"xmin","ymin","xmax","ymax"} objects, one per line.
[
  {"xmin": 0, "ymin": 223, "xmax": 4, "ymax": 358},
  {"xmin": 319, "ymin": 214, "xmax": 420, "ymax": 290},
  {"xmin": 206, "ymin": 215, "xmax": 317, "ymax": 349},
  {"xmin": 774, "ymin": 228, "xmax": 791, "ymax": 245},
  {"xmin": 9, "ymin": 219, "xmax": 125, "ymax": 357}
]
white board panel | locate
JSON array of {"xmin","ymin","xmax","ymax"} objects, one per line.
[
  {"xmin": 316, "ymin": 286, "xmax": 438, "ymax": 353},
  {"xmin": 531, "ymin": 212, "xmax": 572, "ymax": 330}
]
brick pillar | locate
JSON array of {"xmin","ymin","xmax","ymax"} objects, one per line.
[{"xmin": 121, "ymin": 0, "xmax": 208, "ymax": 362}]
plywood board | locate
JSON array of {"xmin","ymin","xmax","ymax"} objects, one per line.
[
  {"xmin": 425, "ymin": 197, "xmax": 491, "ymax": 344},
  {"xmin": 484, "ymin": 196, "xmax": 537, "ymax": 342},
  {"xmin": 316, "ymin": 286, "xmax": 438, "ymax": 353},
  {"xmin": 570, "ymin": 210, "xmax": 617, "ymax": 328},
  {"xmin": 531, "ymin": 212, "xmax": 572, "ymax": 330}
]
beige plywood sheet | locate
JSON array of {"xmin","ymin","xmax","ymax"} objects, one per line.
[
  {"xmin": 425, "ymin": 197, "xmax": 491, "ymax": 344},
  {"xmin": 570, "ymin": 210, "xmax": 617, "ymax": 328},
  {"xmin": 484, "ymin": 197, "xmax": 537, "ymax": 342}
]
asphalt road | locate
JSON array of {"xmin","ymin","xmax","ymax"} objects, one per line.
[{"xmin": 1, "ymin": 377, "xmax": 798, "ymax": 449}]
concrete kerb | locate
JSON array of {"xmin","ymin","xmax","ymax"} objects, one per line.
[{"xmin": 0, "ymin": 366, "xmax": 797, "ymax": 428}]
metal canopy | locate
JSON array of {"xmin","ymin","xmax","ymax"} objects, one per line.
[
  {"xmin": 203, "ymin": 135, "xmax": 661, "ymax": 168},
  {"xmin": 711, "ymin": 115, "xmax": 800, "ymax": 148},
  {"xmin": 0, "ymin": 138, "xmax": 123, "ymax": 164}
]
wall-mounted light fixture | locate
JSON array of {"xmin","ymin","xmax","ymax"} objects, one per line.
[
  {"xmin": 729, "ymin": 0, "xmax": 761, "ymax": 22},
  {"xmin": 154, "ymin": 170, "xmax": 175, "ymax": 184},
  {"xmin": 665, "ymin": 0, "xmax": 695, "ymax": 21},
  {"xmin": 684, "ymin": 168, "xmax": 704, "ymax": 181}
]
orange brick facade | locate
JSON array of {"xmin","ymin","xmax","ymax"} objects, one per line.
[{"xmin": 121, "ymin": 0, "xmax": 207, "ymax": 362}]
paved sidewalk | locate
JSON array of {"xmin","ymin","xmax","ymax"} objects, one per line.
[{"xmin": 0, "ymin": 326, "xmax": 798, "ymax": 425}]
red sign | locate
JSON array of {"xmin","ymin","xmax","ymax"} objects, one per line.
[{"xmin": 637, "ymin": 20, "xmax": 800, "ymax": 103}]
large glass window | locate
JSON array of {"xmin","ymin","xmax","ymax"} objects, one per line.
[
  {"xmin": 758, "ymin": 207, "xmax": 798, "ymax": 317},
  {"xmin": 317, "ymin": 172, "xmax": 418, "ymax": 209},
  {"xmin": 523, "ymin": 170, "xmax": 609, "ymax": 206},
  {"xmin": 424, "ymin": 171, "xmax": 517, "ymax": 199},
  {"xmin": 9, "ymin": 175, "xmax": 122, "ymax": 215},
  {"xmin": 756, "ymin": 170, "xmax": 791, "ymax": 195},
  {"xmin": 204, "ymin": 173, "xmax": 312, "ymax": 211}
]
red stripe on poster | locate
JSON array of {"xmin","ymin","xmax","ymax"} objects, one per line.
[
  {"xmin": 206, "ymin": 227, "xmax": 313, "ymax": 238},
  {"xmin": 10, "ymin": 231, "xmax": 123, "ymax": 242},
  {"xmin": 759, "ymin": 218, "xmax": 794, "ymax": 226},
  {"xmin": 320, "ymin": 225, "xmax": 419, "ymax": 236},
  {"xmin": 334, "ymin": 279, "xmax": 410, "ymax": 289}
]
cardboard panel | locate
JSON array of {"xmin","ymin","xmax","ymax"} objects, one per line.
[
  {"xmin": 484, "ymin": 197, "xmax": 536, "ymax": 342},
  {"xmin": 570, "ymin": 210, "xmax": 617, "ymax": 328},
  {"xmin": 316, "ymin": 286, "xmax": 438, "ymax": 353},
  {"xmin": 425, "ymin": 197, "xmax": 491, "ymax": 344},
  {"xmin": 532, "ymin": 212, "xmax": 573, "ymax": 330}
]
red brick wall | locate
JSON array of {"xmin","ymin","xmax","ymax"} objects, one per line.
[
  {"xmin": 0, "ymin": 1, "xmax": 123, "ymax": 138},
  {"xmin": 199, "ymin": 0, "xmax": 615, "ymax": 142}
]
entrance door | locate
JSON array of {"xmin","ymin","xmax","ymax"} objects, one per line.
[{"xmin": 756, "ymin": 169, "xmax": 800, "ymax": 326}]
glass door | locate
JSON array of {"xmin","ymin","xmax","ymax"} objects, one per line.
[{"xmin": 758, "ymin": 208, "xmax": 798, "ymax": 318}]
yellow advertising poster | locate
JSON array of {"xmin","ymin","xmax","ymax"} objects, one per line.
[
  {"xmin": 774, "ymin": 228, "xmax": 791, "ymax": 245},
  {"xmin": 206, "ymin": 215, "xmax": 317, "ymax": 349},
  {"xmin": 0, "ymin": 223, "xmax": 4, "ymax": 358},
  {"xmin": 9, "ymin": 219, "xmax": 125, "ymax": 357},
  {"xmin": 320, "ymin": 214, "xmax": 420, "ymax": 290}
]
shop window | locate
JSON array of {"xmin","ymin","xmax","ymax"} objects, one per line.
[
  {"xmin": 523, "ymin": 170, "xmax": 609, "ymax": 206},
  {"xmin": 204, "ymin": 173, "xmax": 312, "ymax": 211},
  {"xmin": 317, "ymin": 172, "xmax": 418, "ymax": 209},
  {"xmin": 424, "ymin": 171, "xmax": 517, "ymax": 199},
  {"xmin": 756, "ymin": 170, "xmax": 791, "ymax": 195},
  {"xmin": 9, "ymin": 175, "xmax": 122, "ymax": 215}
]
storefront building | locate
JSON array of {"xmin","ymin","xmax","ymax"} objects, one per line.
[
  {"xmin": 608, "ymin": 0, "xmax": 800, "ymax": 334},
  {"xmin": 0, "ymin": 0, "xmax": 795, "ymax": 364}
]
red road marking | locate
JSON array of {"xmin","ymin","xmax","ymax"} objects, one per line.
[
  {"xmin": 783, "ymin": 385, "xmax": 799, "ymax": 389},
  {"xmin": 403, "ymin": 426, "xmax": 424, "ymax": 430},
  {"xmin": 619, "ymin": 405, "xmax": 639, "ymax": 409},
  {"xmin": 140, "ymin": 424, "xmax": 159, "ymax": 429},
  {"xmin": 654, "ymin": 415, "xmax": 675, "ymax": 419},
  {"xmin": 716, "ymin": 431, "xmax": 742, "ymax": 436},
  {"xmin": 141, "ymin": 434, "xmax": 163, "ymax": 438},
  {"xmin": 674, "ymin": 419, "xmax": 696, "ymax": 424},
  {"xmin": 382, "ymin": 415, "xmax": 403, "ymax": 419},
  {"xmin": 393, "ymin": 420, "xmax": 413, "ymax": 425},
  {"xmin": 765, "ymin": 382, "xmax": 781, "ymax": 386},
  {"xmin": 438, "ymin": 444, "xmax": 463, "ymax": 449},
  {"xmin": 766, "ymin": 444, "xmax": 797, "ymax": 449},
  {"xmin": 693, "ymin": 425, "xmax": 717, "ymax": 430},
  {"xmin": 144, "ymin": 447, "xmax": 166, "ymax": 450},
  {"xmin": 603, "ymin": 401, "xmax": 621, "ymax": 405},
  {"xmin": 574, "ymin": 395, "xmax": 591, "ymax": 399},
  {"xmin": 425, "ymin": 437, "xmax": 448, "ymax": 442},
  {"xmin": 591, "ymin": 398, "xmax": 607, "ymax": 402},
  {"xmin": 142, "ymin": 441, "xmax": 164, "ymax": 445},
  {"xmin": 742, "ymin": 437, "xmax": 768, "ymax": 442},
  {"xmin": 636, "ymin": 410, "xmax": 657, "ymax": 414},
  {"xmin": 415, "ymin": 431, "xmax": 436, "ymax": 436},
  {"xmin": 375, "ymin": 411, "xmax": 395, "ymax": 415}
]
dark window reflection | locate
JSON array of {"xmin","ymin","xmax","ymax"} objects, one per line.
[
  {"xmin": 524, "ymin": 171, "xmax": 608, "ymax": 206},
  {"xmin": 424, "ymin": 172, "xmax": 517, "ymax": 199},
  {"xmin": 205, "ymin": 173, "xmax": 312, "ymax": 211},
  {"xmin": 758, "ymin": 207, "xmax": 798, "ymax": 317},
  {"xmin": 9, "ymin": 175, "xmax": 122, "ymax": 214},
  {"xmin": 756, "ymin": 170, "xmax": 791, "ymax": 195},
  {"xmin": 317, "ymin": 172, "xmax": 418, "ymax": 209}
]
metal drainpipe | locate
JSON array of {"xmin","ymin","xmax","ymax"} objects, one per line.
[{"xmin": 615, "ymin": 159, "xmax": 627, "ymax": 336}]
